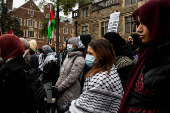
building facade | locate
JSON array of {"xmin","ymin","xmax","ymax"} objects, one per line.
[
  {"xmin": 8, "ymin": 1, "xmax": 73, "ymax": 50},
  {"xmin": 72, "ymin": 0, "xmax": 148, "ymax": 40}
]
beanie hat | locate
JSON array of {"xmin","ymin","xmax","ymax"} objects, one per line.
[
  {"xmin": 29, "ymin": 40, "xmax": 37, "ymax": 52},
  {"xmin": 19, "ymin": 38, "xmax": 30, "ymax": 49},
  {"xmin": 69, "ymin": 37, "xmax": 85, "ymax": 49}
]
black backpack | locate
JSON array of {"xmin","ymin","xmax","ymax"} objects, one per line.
[{"xmin": 23, "ymin": 63, "xmax": 47, "ymax": 113}]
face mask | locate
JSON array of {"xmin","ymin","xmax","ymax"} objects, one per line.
[
  {"xmin": 85, "ymin": 54, "xmax": 97, "ymax": 67},
  {"xmin": 127, "ymin": 41, "xmax": 132, "ymax": 45},
  {"xmin": 67, "ymin": 44, "xmax": 74, "ymax": 52}
]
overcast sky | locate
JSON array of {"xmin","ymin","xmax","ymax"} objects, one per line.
[{"xmin": 12, "ymin": 0, "xmax": 78, "ymax": 18}]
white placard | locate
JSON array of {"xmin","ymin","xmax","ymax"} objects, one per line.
[{"xmin": 108, "ymin": 12, "xmax": 120, "ymax": 33}]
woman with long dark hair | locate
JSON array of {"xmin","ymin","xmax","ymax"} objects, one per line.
[
  {"xmin": 68, "ymin": 39, "xmax": 124, "ymax": 113},
  {"xmin": 103, "ymin": 32, "xmax": 136, "ymax": 90},
  {"xmin": 119, "ymin": 0, "xmax": 170, "ymax": 112}
]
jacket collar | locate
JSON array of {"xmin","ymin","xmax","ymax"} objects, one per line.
[
  {"xmin": 68, "ymin": 51, "xmax": 83, "ymax": 58},
  {"xmin": 0, "ymin": 56, "xmax": 26, "ymax": 74}
]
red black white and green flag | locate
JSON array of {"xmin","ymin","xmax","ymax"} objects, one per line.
[{"xmin": 47, "ymin": 5, "xmax": 55, "ymax": 41}]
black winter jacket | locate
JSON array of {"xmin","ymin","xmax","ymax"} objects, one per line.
[
  {"xmin": 129, "ymin": 41, "xmax": 170, "ymax": 112},
  {"xmin": 0, "ymin": 56, "xmax": 26, "ymax": 113}
]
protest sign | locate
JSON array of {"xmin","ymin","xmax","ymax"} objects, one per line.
[{"xmin": 108, "ymin": 12, "xmax": 120, "ymax": 33}]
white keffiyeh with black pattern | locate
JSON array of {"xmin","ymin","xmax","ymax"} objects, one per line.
[{"xmin": 68, "ymin": 65, "xmax": 124, "ymax": 113}]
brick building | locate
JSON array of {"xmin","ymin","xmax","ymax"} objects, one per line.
[
  {"xmin": 72, "ymin": 0, "xmax": 148, "ymax": 41},
  {"xmin": 8, "ymin": 0, "xmax": 73, "ymax": 50}
]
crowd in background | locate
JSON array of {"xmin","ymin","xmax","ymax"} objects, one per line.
[{"xmin": 0, "ymin": 0, "xmax": 170, "ymax": 113}]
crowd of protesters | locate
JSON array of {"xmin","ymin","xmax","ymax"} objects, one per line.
[{"xmin": 0, "ymin": 0, "xmax": 170, "ymax": 113}]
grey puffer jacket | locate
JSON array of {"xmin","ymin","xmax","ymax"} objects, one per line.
[{"xmin": 55, "ymin": 51, "xmax": 85, "ymax": 110}]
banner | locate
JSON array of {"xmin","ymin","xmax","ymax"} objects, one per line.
[{"xmin": 108, "ymin": 12, "xmax": 120, "ymax": 33}]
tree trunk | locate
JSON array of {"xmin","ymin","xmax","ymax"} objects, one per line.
[{"xmin": 55, "ymin": 7, "xmax": 59, "ymax": 53}]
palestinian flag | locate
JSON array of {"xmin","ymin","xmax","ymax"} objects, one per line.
[
  {"xmin": 47, "ymin": 5, "xmax": 55, "ymax": 41},
  {"xmin": 10, "ymin": 27, "xmax": 13, "ymax": 34}
]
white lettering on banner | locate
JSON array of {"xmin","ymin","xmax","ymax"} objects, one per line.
[{"xmin": 108, "ymin": 12, "xmax": 120, "ymax": 33}]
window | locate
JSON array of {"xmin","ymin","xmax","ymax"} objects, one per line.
[
  {"xmin": 125, "ymin": 16, "xmax": 136, "ymax": 33},
  {"xmin": 30, "ymin": 3, "xmax": 33, "ymax": 7},
  {"xmin": 82, "ymin": 7, "xmax": 88, "ymax": 18},
  {"xmin": 64, "ymin": 27, "xmax": 67, "ymax": 34},
  {"xmin": 126, "ymin": 0, "xmax": 136, "ymax": 6},
  {"xmin": 39, "ymin": 22, "xmax": 42, "ymax": 28},
  {"xmin": 28, "ymin": 20, "xmax": 33, "ymax": 26},
  {"xmin": 29, "ymin": 10, "xmax": 33, "ymax": 16},
  {"xmin": 25, "ymin": 30, "xmax": 27, "ymax": 37},
  {"xmin": 63, "ymin": 37, "xmax": 67, "ymax": 41},
  {"xmin": 28, "ymin": 31, "xmax": 34, "ymax": 37},
  {"xmin": 25, "ymin": 20, "xmax": 27, "ymax": 26},
  {"xmin": 101, "ymin": 21, "xmax": 109, "ymax": 36},
  {"xmin": 28, "ymin": 20, "xmax": 35, "ymax": 27},
  {"xmin": 82, "ymin": 26, "xmax": 88, "ymax": 34},
  {"xmin": 18, "ymin": 19, "xmax": 21, "ymax": 25},
  {"xmin": 70, "ymin": 29, "xmax": 72, "ymax": 34},
  {"xmin": 33, "ymin": 21, "xmax": 35, "ymax": 27},
  {"xmin": 39, "ymin": 32, "xmax": 43, "ymax": 38}
]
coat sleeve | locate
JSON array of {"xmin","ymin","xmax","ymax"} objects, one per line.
[
  {"xmin": 57, "ymin": 57, "xmax": 85, "ymax": 92},
  {"xmin": 55, "ymin": 72, "xmax": 63, "ymax": 86}
]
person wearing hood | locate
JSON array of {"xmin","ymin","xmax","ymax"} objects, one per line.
[
  {"xmin": 103, "ymin": 32, "xmax": 136, "ymax": 90},
  {"xmin": 0, "ymin": 34, "xmax": 27, "ymax": 112},
  {"xmin": 38, "ymin": 45, "xmax": 57, "ymax": 112},
  {"xmin": 55, "ymin": 37, "xmax": 85, "ymax": 112},
  {"xmin": 119, "ymin": 0, "xmax": 170, "ymax": 112},
  {"xmin": 39, "ymin": 45, "xmax": 57, "ymax": 84},
  {"xmin": 127, "ymin": 34, "xmax": 139, "ymax": 60},
  {"xmin": 78, "ymin": 34, "xmax": 91, "ymax": 58},
  {"xmin": 67, "ymin": 39, "xmax": 123, "ymax": 113}
]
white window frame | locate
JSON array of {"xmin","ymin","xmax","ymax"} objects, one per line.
[
  {"xmin": 38, "ymin": 32, "xmax": 43, "ymax": 39},
  {"xmin": 82, "ymin": 7, "xmax": 89, "ymax": 18},
  {"xmin": 82, "ymin": 26, "xmax": 89, "ymax": 35},
  {"xmin": 18, "ymin": 18, "xmax": 22, "ymax": 26},
  {"xmin": 28, "ymin": 10, "xmax": 34, "ymax": 16},
  {"xmin": 100, "ymin": 21, "xmax": 109, "ymax": 36},
  {"xmin": 63, "ymin": 27, "xmax": 68, "ymax": 34},
  {"xmin": 125, "ymin": 0, "xmax": 136, "ymax": 6},
  {"xmin": 28, "ymin": 31, "xmax": 34, "ymax": 38},
  {"xmin": 124, "ymin": 15, "xmax": 136, "ymax": 34},
  {"xmin": 27, "ymin": 19, "xmax": 35, "ymax": 27},
  {"xmin": 39, "ymin": 21, "xmax": 42, "ymax": 29}
]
